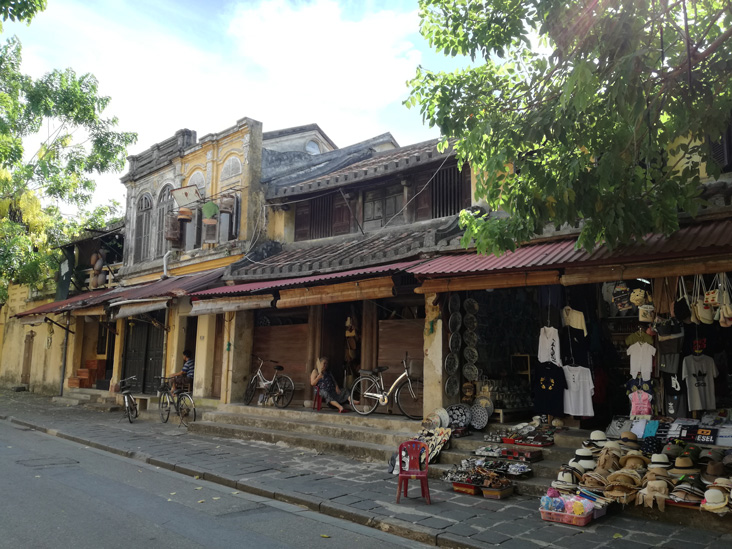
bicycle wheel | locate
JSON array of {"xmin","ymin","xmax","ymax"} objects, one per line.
[
  {"xmin": 159, "ymin": 392, "xmax": 172, "ymax": 423},
  {"xmin": 244, "ymin": 377, "xmax": 257, "ymax": 405},
  {"xmin": 177, "ymin": 393, "xmax": 196, "ymax": 426},
  {"xmin": 350, "ymin": 376, "xmax": 380, "ymax": 415},
  {"xmin": 124, "ymin": 394, "xmax": 135, "ymax": 423},
  {"xmin": 272, "ymin": 376, "xmax": 295, "ymax": 408},
  {"xmin": 395, "ymin": 378, "xmax": 424, "ymax": 420}
]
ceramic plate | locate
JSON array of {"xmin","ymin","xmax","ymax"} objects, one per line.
[
  {"xmin": 444, "ymin": 376, "xmax": 460, "ymax": 398},
  {"xmin": 449, "ymin": 332, "xmax": 462, "ymax": 353},
  {"xmin": 463, "ymin": 363, "xmax": 479, "ymax": 381},
  {"xmin": 444, "ymin": 352, "xmax": 460, "ymax": 375},
  {"xmin": 463, "ymin": 314, "xmax": 478, "ymax": 331},
  {"xmin": 464, "ymin": 298, "xmax": 479, "ymax": 315},
  {"xmin": 434, "ymin": 407, "xmax": 450, "ymax": 427},
  {"xmin": 463, "ymin": 330, "xmax": 478, "ymax": 348},
  {"xmin": 463, "ymin": 346, "xmax": 479, "ymax": 363},
  {"xmin": 470, "ymin": 404, "xmax": 489, "ymax": 430},
  {"xmin": 449, "ymin": 312, "xmax": 462, "ymax": 333},
  {"xmin": 448, "ymin": 293, "xmax": 461, "ymax": 314}
]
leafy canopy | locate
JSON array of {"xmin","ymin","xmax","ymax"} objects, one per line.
[
  {"xmin": 0, "ymin": 1, "xmax": 136, "ymax": 301},
  {"xmin": 407, "ymin": 0, "xmax": 732, "ymax": 254}
]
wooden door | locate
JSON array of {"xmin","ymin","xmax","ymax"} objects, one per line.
[
  {"xmin": 211, "ymin": 314, "xmax": 224, "ymax": 398},
  {"xmin": 124, "ymin": 321, "xmax": 148, "ymax": 392},
  {"xmin": 144, "ymin": 312, "xmax": 165, "ymax": 394}
]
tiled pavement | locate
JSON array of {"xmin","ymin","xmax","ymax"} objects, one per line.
[{"xmin": 1, "ymin": 388, "xmax": 730, "ymax": 548}]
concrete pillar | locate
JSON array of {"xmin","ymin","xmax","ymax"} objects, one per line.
[
  {"xmin": 110, "ymin": 318, "xmax": 126, "ymax": 387},
  {"xmin": 226, "ymin": 310, "xmax": 253, "ymax": 403},
  {"xmin": 423, "ymin": 292, "xmax": 445, "ymax": 413},
  {"xmin": 193, "ymin": 314, "xmax": 216, "ymax": 397}
]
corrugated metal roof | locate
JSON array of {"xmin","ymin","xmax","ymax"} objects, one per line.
[
  {"xmin": 108, "ymin": 268, "xmax": 224, "ymax": 301},
  {"xmin": 15, "ymin": 288, "xmax": 116, "ymax": 318},
  {"xmin": 408, "ymin": 219, "xmax": 732, "ymax": 276},
  {"xmin": 193, "ymin": 260, "xmax": 424, "ymax": 298}
]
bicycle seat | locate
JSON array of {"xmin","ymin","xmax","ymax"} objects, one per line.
[
  {"xmin": 359, "ymin": 366, "xmax": 389, "ymax": 376},
  {"xmin": 273, "ymin": 365, "xmax": 284, "ymax": 371}
]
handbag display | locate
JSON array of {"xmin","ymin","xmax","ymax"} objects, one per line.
[
  {"xmin": 612, "ymin": 281, "xmax": 632, "ymax": 311},
  {"xmin": 639, "ymin": 304, "xmax": 655, "ymax": 323},
  {"xmin": 704, "ymin": 274, "xmax": 721, "ymax": 306},
  {"xmin": 720, "ymin": 273, "xmax": 732, "ymax": 319},
  {"xmin": 693, "ymin": 274, "xmax": 714, "ymax": 325},
  {"xmin": 673, "ymin": 277, "xmax": 691, "ymax": 321}
]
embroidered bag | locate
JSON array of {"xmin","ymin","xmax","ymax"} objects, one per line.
[
  {"xmin": 704, "ymin": 274, "xmax": 721, "ymax": 305},
  {"xmin": 612, "ymin": 281, "xmax": 632, "ymax": 311},
  {"xmin": 639, "ymin": 304, "xmax": 655, "ymax": 323}
]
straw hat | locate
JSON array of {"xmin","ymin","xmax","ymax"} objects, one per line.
[
  {"xmin": 581, "ymin": 467, "xmax": 611, "ymax": 489},
  {"xmin": 620, "ymin": 450, "xmax": 651, "ymax": 469},
  {"xmin": 650, "ymin": 453, "xmax": 671, "ymax": 469},
  {"xmin": 583, "ymin": 430, "xmax": 607, "ymax": 452},
  {"xmin": 701, "ymin": 488, "xmax": 729, "ymax": 514},
  {"xmin": 619, "ymin": 431, "xmax": 640, "ymax": 450},
  {"xmin": 551, "ymin": 469, "xmax": 578, "ymax": 490},
  {"xmin": 607, "ymin": 468, "xmax": 642, "ymax": 487},
  {"xmin": 702, "ymin": 461, "xmax": 726, "ymax": 485},
  {"xmin": 636, "ymin": 479, "xmax": 670, "ymax": 511},
  {"xmin": 710, "ymin": 478, "xmax": 732, "ymax": 493},
  {"xmin": 603, "ymin": 440, "xmax": 622, "ymax": 455},
  {"xmin": 570, "ymin": 448, "xmax": 597, "ymax": 471},
  {"xmin": 669, "ymin": 456, "xmax": 701, "ymax": 476}
]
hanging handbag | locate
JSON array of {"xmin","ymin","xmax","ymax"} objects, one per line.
[
  {"xmin": 639, "ymin": 304, "xmax": 655, "ymax": 323},
  {"xmin": 673, "ymin": 276, "xmax": 691, "ymax": 321},
  {"xmin": 612, "ymin": 281, "xmax": 632, "ymax": 311},
  {"xmin": 721, "ymin": 273, "xmax": 732, "ymax": 318},
  {"xmin": 704, "ymin": 274, "xmax": 721, "ymax": 306},
  {"xmin": 694, "ymin": 274, "xmax": 714, "ymax": 324}
]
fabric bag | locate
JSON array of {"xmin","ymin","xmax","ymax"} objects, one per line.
[
  {"xmin": 612, "ymin": 281, "xmax": 632, "ymax": 311},
  {"xmin": 721, "ymin": 273, "xmax": 732, "ymax": 318},
  {"xmin": 693, "ymin": 274, "xmax": 714, "ymax": 324},
  {"xmin": 704, "ymin": 274, "xmax": 721, "ymax": 306},
  {"xmin": 655, "ymin": 316, "xmax": 682, "ymax": 336},
  {"xmin": 639, "ymin": 304, "xmax": 655, "ymax": 323},
  {"xmin": 673, "ymin": 277, "xmax": 692, "ymax": 321}
]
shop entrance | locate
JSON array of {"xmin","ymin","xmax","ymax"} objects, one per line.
[{"xmin": 122, "ymin": 310, "xmax": 165, "ymax": 394}]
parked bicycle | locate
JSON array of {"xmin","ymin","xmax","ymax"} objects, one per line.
[
  {"xmin": 244, "ymin": 356, "xmax": 295, "ymax": 408},
  {"xmin": 349, "ymin": 353, "xmax": 424, "ymax": 420},
  {"xmin": 119, "ymin": 376, "xmax": 138, "ymax": 423},
  {"xmin": 156, "ymin": 376, "xmax": 197, "ymax": 426}
]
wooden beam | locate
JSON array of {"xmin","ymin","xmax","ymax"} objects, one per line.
[
  {"xmin": 188, "ymin": 294, "xmax": 275, "ymax": 316},
  {"xmin": 561, "ymin": 255, "xmax": 732, "ymax": 286},
  {"xmin": 276, "ymin": 277, "xmax": 395, "ymax": 309},
  {"xmin": 70, "ymin": 305, "xmax": 106, "ymax": 317},
  {"xmin": 414, "ymin": 271, "xmax": 561, "ymax": 294}
]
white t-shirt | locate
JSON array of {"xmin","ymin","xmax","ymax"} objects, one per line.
[
  {"xmin": 682, "ymin": 354, "xmax": 718, "ymax": 411},
  {"xmin": 626, "ymin": 342, "xmax": 656, "ymax": 381},
  {"xmin": 538, "ymin": 326, "xmax": 562, "ymax": 366},
  {"xmin": 562, "ymin": 365, "xmax": 594, "ymax": 416}
]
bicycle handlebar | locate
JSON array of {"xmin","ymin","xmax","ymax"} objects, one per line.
[
  {"xmin": 251, "ymin": 355, "xmax": 279, "ymax": 364},
  {"xmin": 120, "ymin": 375, "xmax": 137, "ymax": 383}
]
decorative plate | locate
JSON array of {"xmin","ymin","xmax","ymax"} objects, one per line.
[
  {"xmin": 446, "ymin": 404, "xmax": 468, "ymax": 427},
  {"xmin": 463, "ymin": 330, "xmax": 478, "ymax": 348},
  {"xmin": 474, "ymin": 396, "xmax": 495, "ymax": 419},
  {"xmin": 463, "ymin": 314, "xmax": 478, "ymax": 331},
  {"xmin": 444, "ymin": 376, "xmax": 459, "ymax": 398},
  {"xmin": 464, "ymin": 298, "xmax": 479, "ymax": 315},
  {"xmin": 463, "ymin": 363, "xmax": 479, "ymax": 381},
  {"xmin": 448, "ymin": 293, "xmax": 461, "ymax": 314},
  {"xmin": 470, "ymin": 404, "xmax": 489, "ymax": 430},
  {"xmin": 434, "ymin": 407, "xmax": 450, "ymax": 427},
  {"xmin": 444, "ymin": 353, "xmax": 460, "ymax": 375},
  {"xmin": 449, "ymin": 332, "xmax": 462, "ymax": 353},
  {"xmin": 461, "ymin": 381, "xmax": 475, "ymax": 396},
  {"xmin": 463, "ymin": 346, "xmax": 479, "ymax": 364},
  {"xmin": 422, "ymin": 412, "xmax": 441, "ymax": 430},
  {"xmin": 448, "ymin": 312, "xmax": 462, "ymax": 333},
  {"xmin": 458, "ymin": 403, "xmax": 473, "ymax": 424}
]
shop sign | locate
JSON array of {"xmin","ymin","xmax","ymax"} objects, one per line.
[{"xmin": 678, "ymin": 426, "xmax": 718, "ymax": 444}]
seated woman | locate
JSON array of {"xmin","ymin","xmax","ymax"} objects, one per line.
[{"xmin": 310, "ymin": 357, "xmax": 350, "ymax": 413}]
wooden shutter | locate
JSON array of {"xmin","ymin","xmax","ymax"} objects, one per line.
[
  {"xmin": 332, "ymin": 194, "xmax": 351, "ymax": 235},
  {"xmin": 295, "ymin": 202, "xmax": 311, "ymax": 241},
  {"xmin": 310, "ymin": 194, "xmax": 333, "ymax": 239}
]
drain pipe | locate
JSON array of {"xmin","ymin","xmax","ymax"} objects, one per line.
[
  {"xmin": 59, "ymin": 312, "xmax": 71, "ymax": 396},
  {"xmin": 162, "ymin": 250, "xmax": 172, "ymax": 279}
]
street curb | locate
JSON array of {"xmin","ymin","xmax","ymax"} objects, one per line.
[
  {"xmin": 376, "ymin": 516, "xmax": 439, "ymax": 545},
  {"xmin": 436, "ymin": 532, "xmax": 488, "ymax": 549},
  {"xmin": 319, "ymin": 500, "xmax": 377, "ymax": 527}
]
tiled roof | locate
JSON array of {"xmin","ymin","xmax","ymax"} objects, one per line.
[
  {"xmin": 266, "ymin": 139, "xmax": 452, "ymax": 199},
  {"xmin": 228, "ymin": 219, "xmax": 460, "ymax": 280}
]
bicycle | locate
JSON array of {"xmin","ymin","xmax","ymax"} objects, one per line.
[
  {"xmin": 243, "ymin": 356, "xmax": 295, "ymax": 408},
  {"xmin": 119, "ymin": 376, "xmax": 138, "ymax": 423},
  {"xmin": 349, "ymin": 353, "xmax": 424, "ymax": 420},
  {"xmin": 156, "ymin": 376, "xmax": 197, "ymax": 426}
]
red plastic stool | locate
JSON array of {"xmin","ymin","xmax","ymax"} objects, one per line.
[{"xmin": 312, "ymin": 386, "xmax": 322, "ymax": 411}]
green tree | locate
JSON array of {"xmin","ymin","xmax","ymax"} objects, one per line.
[
  {"xmin": 0, "ymin": 2, "xmax": 136, "ymax": 301},
  {"xmin": 407, "ymin": 0, "xmax": 732, "ymax": 254}
]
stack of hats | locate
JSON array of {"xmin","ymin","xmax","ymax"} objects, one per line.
[
  {"xmin": 551, "ymin": 463, "xmax": 586, "ymax": 491},
  {"xmin": 619, "ymin": 431, "xmax": 640, "ymax": 451},
  {"xmin": 636, "ymin": 468, "xmax": 675, "ymax": 511},
  {"xmin": 581, "ymin": 468, "xmax": 611, "ymax": 492},
  {"xmin": 702, "ymin": 461, "xmax": 727, "ymax": 485},
  {"xmin": 701, "ymin": 488, "xmax": 729, "ymax": 515},
  {"xmin": 668, "ymin": 456, "xmax": 700, "ymax": 479},
  {"xmin": 669, "ymin": 475, "xmax": 706, "ymax": 504},
  {"xmin": 569, "ymin": 448, "xmax": 597, "ymax": 471},
  {"xmin": 596, "ymin": 442, "xmax": 621, "ymax": 471},
  {"xmin": 619, "ymin": 450, "xmax": 651, "ymax": 471},
  {"xmin": 582, "ymin": 431, "xmax": 607, "ymax": 456},
  {"xmin": 605, "ymin": 469, "xmax": 642, "ymax": 503}
]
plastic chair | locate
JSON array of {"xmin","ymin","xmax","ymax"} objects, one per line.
[
  {"xmin": 312, "ymin": 386, "xmax": 322, "ymax": 411},
  {"xmin": 396, "ymin": 440, "xmax": 431, "ymax": 504}
]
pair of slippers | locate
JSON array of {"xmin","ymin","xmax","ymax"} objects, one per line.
[{"xmin": 339, "ymin": 408, "xmax": 351, "ymax": 414}]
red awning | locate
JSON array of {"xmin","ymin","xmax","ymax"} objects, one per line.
[
  {"xmin": 408, "ymin": 219, "xmax": 732, "ymax": 277},
  {"xmin": 192, "ymin": 260, "xmax": 424, "ymax": 298}
]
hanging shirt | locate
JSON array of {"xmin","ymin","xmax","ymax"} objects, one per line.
[
  {"xmin": 538, "ymin": 326, "xmax": 562, "ymax": 366},
  {"xmin": 532, "ymin": 362, "xmax": 568, "ymax": 416},
  {"xmin": 682, "ymin": 354, "xmax": 718, "ymax": 411},
  {"xmin": 562, "ymin": 365, "xmax": 594, "ymax": 416},
  {"xmin": 561, "ymin": 307, "xmax": 587, "ymax": 336},
  {"xmin": 627, "ymin": 342, "xmax": 656, "ymax": 381},
  {"xmin": 625, "ymin": 331, "xmax": 654, "ymax": 346}
]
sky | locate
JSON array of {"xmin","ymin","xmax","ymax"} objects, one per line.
[{"xmin": 3, "ymin": 0, "xmax": 472, "ymax": 213}]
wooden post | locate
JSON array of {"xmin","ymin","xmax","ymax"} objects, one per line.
[{"xmin": 361, "ymin": 300, "xmax": 378, "ymax": 371}]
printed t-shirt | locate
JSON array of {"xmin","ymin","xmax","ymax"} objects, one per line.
[
  {"xmin": 538, "ymin": 327, "xmax": 562, "ymax": 366},
  {"xmin": 532, "ymin": 362, "xmax": 567, "ymax": 416},
  {"xmin": 562, "ymin": 365, "xmax": 594, "ymax": 416},
  {"xmin": 682, "ymin": 354, "xmax": 718, "ymax": 411}
]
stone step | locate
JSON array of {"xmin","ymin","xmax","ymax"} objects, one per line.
[
  {"xmin": 211, "ymin": 405, "xmax": 421, "ymax": 432},
  {"xmin": 51, "ymin": 396, "xmax": 85, "ymax": 406},
  {"xmin": 196, "ymin": 410, "xmax": 416, "ymax": 448},
  {"xmin": 187, "ymin": 421, "xmax": 395, "ymax": 462}
]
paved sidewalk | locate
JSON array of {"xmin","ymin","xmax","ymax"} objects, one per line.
[{"xmin": 1, "ymin": 388, "xmax": 729, "ymax": 549}]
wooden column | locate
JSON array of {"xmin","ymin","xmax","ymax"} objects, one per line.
[{"xmin": 361, "ymin": 300, "xmax": 378, "ymax": 371}]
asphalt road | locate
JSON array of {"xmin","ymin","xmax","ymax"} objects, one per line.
[{"xmin": 0, "ymin": 421, "xmax": 423, "ymax": 549}]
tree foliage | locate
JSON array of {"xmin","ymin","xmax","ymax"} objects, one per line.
[
  {"xmin": 407, "ymin": 0, "xmax": 732, "ymax": 254},
  {"xmin": 0, "ymin": 2, "xmax": 136, "ymax": 301}
]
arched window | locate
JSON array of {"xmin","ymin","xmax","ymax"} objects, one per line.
[
  {"xmin": 134, "ymin": 193, "xmax": 153, "ymax": 263},
  {"xmin": 188, "ymin": 171, "xmax": 205, "ymax": 189},
  {"xmin": 155, "ymin": 184, "xmax": 175, "ymax": 258},
  {"xmin": 221, "ymin": 156, "xmax": 242, "ymax": 180}
]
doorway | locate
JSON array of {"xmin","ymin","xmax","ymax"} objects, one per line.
[{"xmin": 122, "ymin": 310, "xmax": 166, "ymax": 393}]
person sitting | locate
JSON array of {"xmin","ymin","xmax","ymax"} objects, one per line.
[
  {"xmin": 171, "ymin": 349, "xmax": 194, "ymax": 393},
  {"xmin": 310, "ymin": 356, "xmax": 349, "ymax": 413}
]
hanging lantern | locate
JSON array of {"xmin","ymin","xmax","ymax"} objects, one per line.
[{"xmin": 178, "ymin": 207, "xmax": 193, "ymax": 222}]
